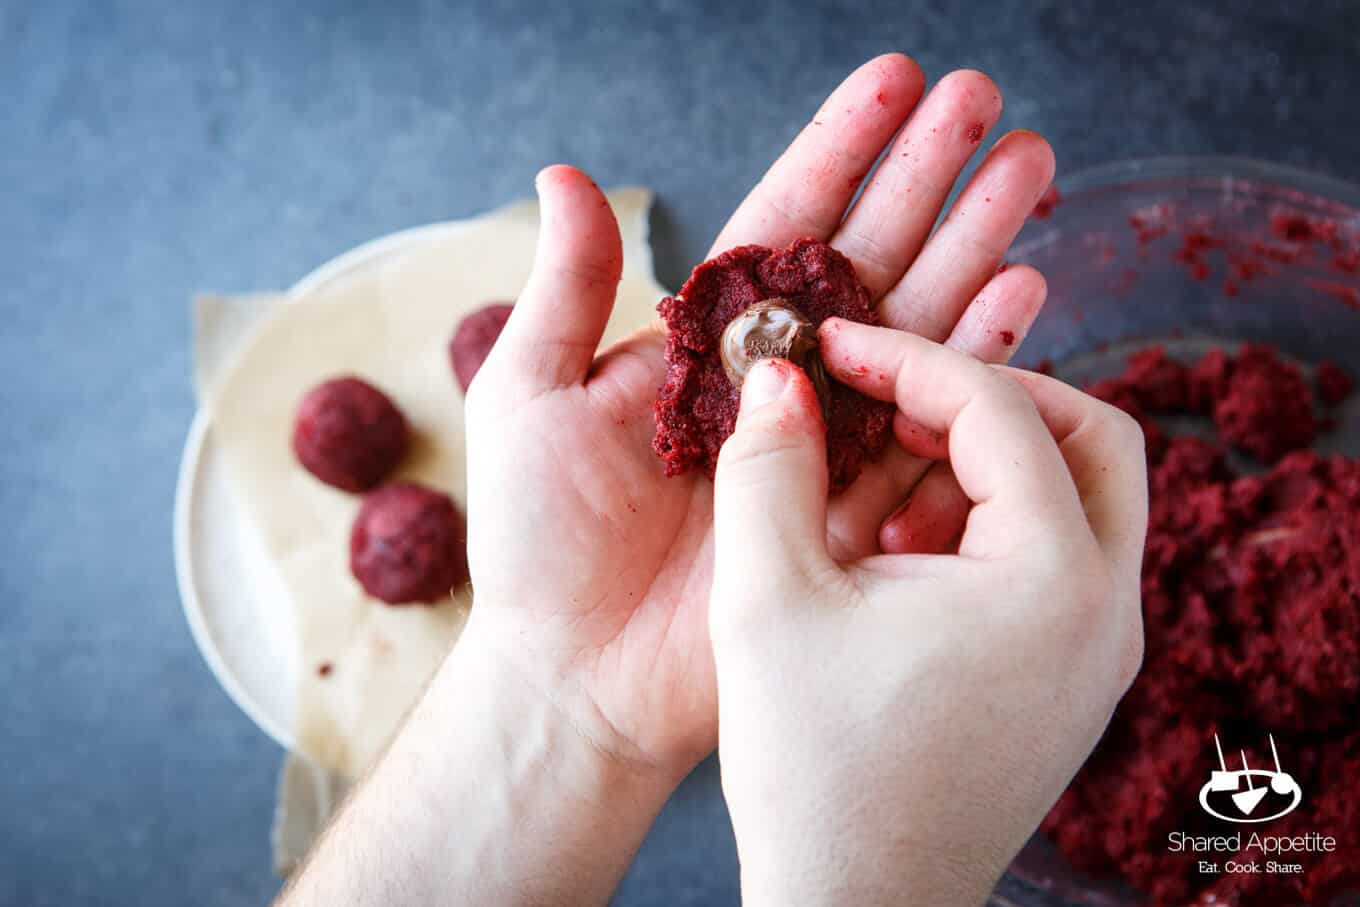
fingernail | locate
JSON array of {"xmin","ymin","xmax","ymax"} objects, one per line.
[{"xmin": 740, "ymin": 359, "xmax": 789, "ymax": 416}]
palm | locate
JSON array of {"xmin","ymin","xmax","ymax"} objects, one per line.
[
  {"xmin": 471, "ymin": 54, "xmax": 1055, "ymax": 777},
  {"xmin": 468, "ymin": 327, "xmax": 718, "ymax": 766}
]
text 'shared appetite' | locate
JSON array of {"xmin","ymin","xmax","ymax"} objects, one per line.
[
  {"xmin": 653, "ymin": 238, "xmax": 892, "ymax": 492},
  {"xmin": 1045, "ymin": 345, "xmax": 1359, "ymax": 906}
]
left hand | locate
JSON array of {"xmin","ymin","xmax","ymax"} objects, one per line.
[{"xmin": 462, "ymin": 54, "xmax": 1057, "ymax": 793}]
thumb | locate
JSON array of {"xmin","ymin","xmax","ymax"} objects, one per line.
[
  {"xmin": 487, "ymin": 164, "xmax": 623, "ymax": 392},
  {"xmin": 713, "ymin": 358, "xmax": 831, "ymax": 578}
]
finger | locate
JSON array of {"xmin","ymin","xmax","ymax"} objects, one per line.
[
  {"xmin": 880, "ymin": 131, "xmax": 1056, "ymax": 339},
  {"xmin": 831, "ymin": 69, "xmax": 1004, "ymax": 300},
  {"xmin": 819, "ymin": 318, "xmax": 1088, "ymax": 557},
  {"xmin": 826, "ymin": 441, "xmax": 932, "ymax": 561},
  {"xmin": 491, "ymin": 165, "xmax": 623, "ymax": 390},
  {"xmin": 825, "ymin": 265, "xmax": 1046, "ymax": 559},
  {"xmin": 708, "ymin": 54, "xmax": 926, "ymax": 255},
  {"xmin": 944, "ymin": 264, "xmax": 1048, "ymax": 364},
  {"xmin": 879, "ymin": 462, "xmax": 970, "ymax": 555},
  {"xmin": 713, "ymin": 359, "xmax": 831, "ymax": 575},
  {"xmin": 1000, "ymin": 368, "xmax": 1150, "ymax": 576}
]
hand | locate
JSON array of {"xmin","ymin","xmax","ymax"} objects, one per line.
[
  {"xmin": 284, "ymin": 54, "xmax": 1060, "ymax": 907},
  {"xmin": 463, "ymin": 54, "xmax": 1057, "ymax": 790},
  {"xmin": 707, "ymin": 323, "xmax": 1148, "ymax": 905}
]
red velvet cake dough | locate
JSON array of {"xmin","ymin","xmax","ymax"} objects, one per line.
[
  {"xmin": 1045, "ymin": 344, "xmax": 1359, "ymax": 907},
  {"xmin": 653, "ymin": 238, "xmax": 893, "ymax": 492}
]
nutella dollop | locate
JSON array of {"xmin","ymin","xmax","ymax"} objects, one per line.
[{"xmin": 719, "ymin": 299, "xmax": 830, "ymax": 410}]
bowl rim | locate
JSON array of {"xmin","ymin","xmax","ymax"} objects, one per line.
[{"xmin": 1053, "ymin": 154, "xmax": 1360, "ymax": 204}]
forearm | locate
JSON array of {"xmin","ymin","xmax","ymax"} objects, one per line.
[
  {"xmin": 729, "ymin": 778, "xmax": 1003, "ymax": 907},
  {"xmin": 279, "ymin": 610, "xmax": 674, "ymax": 906},
  {"xmin": 718, "ymin": 692, "xmax": 1007, "ymax": 907},
  {"xmin": 737, "ymin": 831, "xmax": 999, "ymax": 907}
]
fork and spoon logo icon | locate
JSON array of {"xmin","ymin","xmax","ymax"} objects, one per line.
[{"xmin": 1198, "ymin": 733, "xmax": 1303, "ymax": 824}]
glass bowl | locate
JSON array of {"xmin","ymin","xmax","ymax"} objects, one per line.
[{"xmin": 994, "ymin": 157, "xmax": 1360, "ymax": 907}]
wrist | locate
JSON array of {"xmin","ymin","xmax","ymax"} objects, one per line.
[
  {"xmin": 283, "ymin": 603, "xmax": 676, "ymax": 907},
  {"xmin": 449, "ymin": 604, "xmax": 684, "ymax": 801},
  {"xmin": 328, "ymin": 606, "xmax": 676, "ymax": 906}
]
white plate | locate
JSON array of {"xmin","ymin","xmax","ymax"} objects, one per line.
[{"xmin": 173, "ymin": 223, "xmax": 458, "ymax": 749}]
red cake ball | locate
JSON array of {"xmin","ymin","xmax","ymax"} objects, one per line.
[
  {"xmin": 653, "ymin": 238, "xmax": 892, "ymax": 492},
  {"xmin": 449, "ymin": 302, "xmax": 514, "ymax": 393},
  {"xmin": 349, "ymin": 482, "xmax": 468, "ymax": 605},
  {"xmin": 292, "ymin": 376, "xmax": 410, "ymax": 492}
]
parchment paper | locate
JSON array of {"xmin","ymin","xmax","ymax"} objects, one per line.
[{"xmin": 195, "ymin": 189, "xmax": 670, "ymax": 785}]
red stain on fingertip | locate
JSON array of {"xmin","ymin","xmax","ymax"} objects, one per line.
[
  {"xmin": 966, "ymin": 122, "xmax": 984, "ymax": 144},
  {"xmin": 1000, "ymin": 330, "xmax": 1016, "ymax": 347}
]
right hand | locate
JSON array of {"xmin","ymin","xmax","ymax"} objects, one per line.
[{"xmin": 707, "ymin": 320, "xmax": 1148, "ymax": 905}]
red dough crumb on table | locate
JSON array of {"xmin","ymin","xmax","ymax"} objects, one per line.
[
  {"xmin": 449, "ymin": 302, "xmax": 514, "ymax": 393},
  {"xmin": 653, "ymin": 238, "xmax": 893, "ymax": 492},
  {"xmin": 292, "ymin": 376, "xmax": 410, "ymax": 493},
  {"xmin": 349, "ymin": 482, "xmax": 468, "ymax": 605},
  {"xmin": 1031, "ymin": 184, "xmax": 1061, "ymax": 219},
  {"xmin": 1044, "ymin": 343, "xmax": 1360, "ymax": 907}
]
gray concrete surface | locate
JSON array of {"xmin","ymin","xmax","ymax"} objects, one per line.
[{"xmin": 3, "ymin": 1, "xmax": 1358, "ymax": 904}]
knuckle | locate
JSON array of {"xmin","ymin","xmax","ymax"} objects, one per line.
[
  {"xmin": 754, "ymin": 181, "xmax": 825, "ymax": 238},
  {"xmin": 717, "ymin": 418, "xmax": 812, "ymax": 477},
  {"xmin": 552, "ymin": 257, "xmax": 622, "ymax": 289},
  {"xmin": 983, "ymin": 369, "xmax": 1036, "ymax": 413},
  {"xmin": 1116, "ymin": 610, "xmax": 1147, "ymax": 693},
  {"xmin": 1036, "ymin": 544, "xmax": 1118, "ymax": 641},
  {"xmin": 1042, "ymin": 553, "xmax": 1147, "ymax": 699},
  {"xmin": 952, "ymin": 229, "xmax": 1009, "ymax": 266},
  {"xmin": 1102, "ymin": 403, "xmax": 1146, "ymax": 452},
  {"xmin": 840, "ymin": 226, "xmax": 899, "ymax": 275},
  {"xmin": 890, "ymin": 287, "xmax": 950, "ymax": 339}
]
